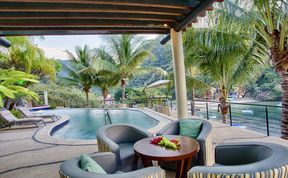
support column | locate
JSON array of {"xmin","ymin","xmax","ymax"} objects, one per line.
[
  {"xmin": 170, "ymin": 28, "xmax": 188, "ymax": 119},
  {"xmin": 44, "ymin": 91, "xmax": 48, "ymax": 105}
]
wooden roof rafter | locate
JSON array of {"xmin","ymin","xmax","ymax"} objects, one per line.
[{"xmin": 0, "ymin": 0, "xmax": 223, "ymax": 44}]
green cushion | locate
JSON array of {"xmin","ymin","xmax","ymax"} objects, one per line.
[
  {"xmin": 179, "ymin": 120, "xmax": 202, "ymax": 139},
  {"xmin": 80, "ymin": 154, "xmax": 106, "ymax": 174}
]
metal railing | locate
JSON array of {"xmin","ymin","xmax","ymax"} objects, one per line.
[
  {"xmin": 189, "ymin": 100, "xmax": 282, "ymax": 137},
  {"xmin": 58, "ymin": 98, "xmax": 283, "ymax": 137}
]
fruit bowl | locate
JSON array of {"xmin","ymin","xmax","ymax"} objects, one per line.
[{"xmin": 150, "ymin": 136, "xmax": 180, "ymax": 150}]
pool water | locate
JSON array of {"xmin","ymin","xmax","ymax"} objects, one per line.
[{"xmin": 43, "ymin": 109, "xmax": 159, "ymax": 140}]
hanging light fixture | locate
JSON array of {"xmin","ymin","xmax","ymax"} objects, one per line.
[{"xmin": 0, "ymin": 37, "xmax": 11, "ymax": 48}]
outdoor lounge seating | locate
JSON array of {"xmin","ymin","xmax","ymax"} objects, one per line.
[
  {"xmin": 59, "ymin": 152, "xmax": 165, "ymax": 178},
  {"xmin": 17, "ymin": 107, "xmax": 60, "ymax": 122},
  {"xmin": 0, "ymin": 109, "xmax": 46, "ymax": 128},
  {"xmin": 96, "ymin": 124, "xmax": 152, "ymax": 171},
  {"xmin": 188, "ymin": 142, "xmax": 288, "ymax": 178},
  {"xmin": 156, "ymin": 118, "xmax": 213, "ymax": 170}
]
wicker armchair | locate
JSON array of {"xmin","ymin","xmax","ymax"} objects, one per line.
[
  {"xmin": 59, "ymin": 152, "xmax": 165, "ymax": 178},
  {"xmin": 96, "ymin": 124, "xmax": 152, "ymax": 171}
]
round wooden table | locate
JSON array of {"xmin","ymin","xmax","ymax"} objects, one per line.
[{"xmin": 134, "ymin": 135, "xmax": 199, "ymax": 178}]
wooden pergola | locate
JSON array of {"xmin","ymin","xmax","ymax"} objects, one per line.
[{"xmin": 0, "ymin": 0, "xmax": 223, "ymax": 118}]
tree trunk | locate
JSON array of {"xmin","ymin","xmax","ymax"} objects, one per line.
[
  {"xmin": 102, "ymin": 89, "xmax": 108, "ymax": 104},
  {"xmin": 121, "ymin": 79, "xmax": 126, "ymax": 104},
  {"xmin": 191, "ymin": 88, "xmax": 195, "ymax": 116},
  {"xmin": 84, "ymin": 90, "xmax": 89, "ymax": 103},
  {"xmin": 280, "ymin": 71, "xmax": 288, "ymax": 139},
  {"xmin": 269, "ymin": 29, "xmax": 288, "ymax": 139},
  {"xmin": 219, "ymin": 85, "xmax": 229, "ymax": 124}
]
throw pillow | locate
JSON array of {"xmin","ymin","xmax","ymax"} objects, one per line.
[
  {"xmin": 80, "ymin": 154, "xmax": 106, "ymax": 174},
  {"xmin": 179, "ymin": 119, "xmax": 202, "ymax": 139}
]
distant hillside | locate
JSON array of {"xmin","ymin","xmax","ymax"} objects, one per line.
[
  {"xmin": 56, "ymin": 59, "xmax": 70, "ymax": 78},
  {"xmin": 128, "ymin": 36, "xmax": 172, "ymax": 88}
]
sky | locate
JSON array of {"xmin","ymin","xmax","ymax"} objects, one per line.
[{"xmin": 34, "ymin": 34, "xmax": 159, "ymax": 60}]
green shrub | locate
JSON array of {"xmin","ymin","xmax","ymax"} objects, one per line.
[
  {"xmin": 11, "ymin": 109, "xmax": 23, "ymax": 119},
  {"xmin": 29, "ymin": 83, "xmax": 100, "ymax": 107},
  {"xmin": 49, "ymin": 103, "xmax": 57, "ymax": 109}
]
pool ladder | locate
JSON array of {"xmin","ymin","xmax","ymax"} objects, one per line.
[{"xmin": 104, "ymin": 109, "xmax": 112, "ymax": 125}]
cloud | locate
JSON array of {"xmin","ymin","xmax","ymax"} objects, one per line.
[{"xmin": 39, "ymin": 47, "xmax": 69, "ymax": 60}]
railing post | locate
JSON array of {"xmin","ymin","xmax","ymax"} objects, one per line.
[
  {"xmin": 206, "ymin": 102, "xmax": 209, "ymax": 120},
  {"xmin": 265, "ymin": 106, "xmax": 270, "ymax": 136},
  {"xmin": 229, "ymin": 104, "xmax": 232, "ymax": 126}
]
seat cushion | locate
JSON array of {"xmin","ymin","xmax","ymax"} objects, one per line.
[
  {"xmin": 179, "ymin": 120, "xmax": 202, "ymax": 139},
  {"xmin": 80, "ymin": 154, "xmax": 107, "ymax": 174},
  {"xmin": 119, "ymin": 143, "xmax": 135, "ymax": 161},
  {"xmin": 115, "ymin": 171, "xmax": 124, "ymax": 174}
]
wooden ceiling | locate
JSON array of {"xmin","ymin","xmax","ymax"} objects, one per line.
[{"xmin": 0, "ymin": 0, "xmax": 222, "ymax": 37}]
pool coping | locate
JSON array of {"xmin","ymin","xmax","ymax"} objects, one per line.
[{"xmin": 33, "ymin": 108, "xmax": 172, "ymax": 146}]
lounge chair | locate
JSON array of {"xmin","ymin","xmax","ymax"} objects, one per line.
[
  {"xmin": 0, "ymin": 109, "xmax": 46, "ymax": 128},
  {"xmin": 17, "ymin": 107, "xmax": 60, "ymax": 122}
]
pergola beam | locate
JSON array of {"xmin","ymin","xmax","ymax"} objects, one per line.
[
  {"xmin": 0, "ymin": 0, "xmax": 200, "ymax": 9},
  {"xmin": 0, "ymin": 2, "xmax": 191, "ymax": 16},
  {"xmin": 0, "ymin": 27, "xmax": 169, "ymax": 36},
  {"xmin": 0, "ymin": 12, "xmax": 181, "ymax": 22},
  {"xmin": 0, "ymin": 19, "xmax": 173, "ymax": 27},
  {"xmin": 161, "ymin": 0, "xmax": 217, "ymax": 44}
]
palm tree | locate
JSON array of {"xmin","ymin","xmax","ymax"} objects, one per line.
[
  {"xmin": 97, "ymin": 75, "xmax": 119, "ymax": 104},
  {"xmin": 186, "ymin": 68, "xmax": 211, "ymax": 116},
  {"xmin": 253, "ymin": 0, "xmax": 288, "ymax": 139},
  {"xmin": 0, "ymin": 36, "xmax": 58, "ymax": 81},
  {"xmin": 184, "ymin": 4, "xmax": 267, "ymax": 123},
  {"xmin": 96, "ymin": 35, "xmax": 167, "ymax": 103},
  {"xmin": 60, "ymin": 45, "xmax": 98, "ymax": 102},
  {"xmin": 0, "ymin": 69, "xmax": 39, "ymax": 108}
]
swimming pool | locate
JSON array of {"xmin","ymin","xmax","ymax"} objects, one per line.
[{"xmin": 44, "ymin": 109, "xmax": 159, "ymax": 140}]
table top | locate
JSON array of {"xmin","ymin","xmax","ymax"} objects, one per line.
[{"xmin": 134, "ymin": 135, "xmax": 199, "ymax": 161}]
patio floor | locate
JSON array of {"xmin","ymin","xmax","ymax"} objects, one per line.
[{"xmin": 0, "ymin": 117, "xmax": 288, "ymax": 178}]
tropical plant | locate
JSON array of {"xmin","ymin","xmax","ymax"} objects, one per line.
[
  {"xmin": 186, "ymin": 68, "xmax": 211, "ymax": 115},
  {"xmin": 30, "ymin": 83, "xmax": 99, "ymax": 107},
  {"xmin": 183, "ymin": 34, "xmax": 211, "ymax": 116},
  {"xmin": 97, "ymin": 75, "xmax": 119, "ymax": 104},
  {"xmin": 183, "ymin": 0, "xmax": 267, "ymax": 123},
  {"xmin": 96, "ymin": 35, "xmax": 167, "ymax": 103},
  {"xmin": 253, "ymin": 0, "xmax": 288, "ymax": 139},
  {"xmin": 0, "ymin": 69, "xmax": 39, "ymax": 107},
  {"xmin": 0, "ymin": 36, "xmax": 58, "ymax": 81},
  {"xmin": 60, "ymin": 45, "xmax": 98, "ymax": 102}
]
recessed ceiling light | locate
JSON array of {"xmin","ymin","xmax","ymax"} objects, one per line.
[{"xmin": 164, "ymin": 24, "xmax": 168, "ymax": 27}]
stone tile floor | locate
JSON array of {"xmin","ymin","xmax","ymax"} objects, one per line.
[{"xmin": 0, "ymin": 116, "xmax": 288, "ymax": 178}]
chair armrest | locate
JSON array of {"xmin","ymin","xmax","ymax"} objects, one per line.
[
  {"xmin": 188, "ymin": 165, "xmax": 246, "ymax": 177},
  {"xmin": 115, "ymin": 167, "xmax": 165, "ymax": 178},
  {"xmin": 156, "ymin": 121, "xmax": 179, "ymax": 135},
  {"xmin": 197, "ymin": 121, "xmax": 212, "ymax": 141},
  {"xmin": 131, "ymin": 127, "xmax": 152, "ymax": 141},
  {"xmin": 196, "ymin": 121, "xmax": 213, "ymax": 165},
  {"xmin": 90, "ymin": 152, "xmax": 118, "ymax": 173},
  {"xmin": 97, "ymin": 133, "xmax": 120, "ymax": 162}
]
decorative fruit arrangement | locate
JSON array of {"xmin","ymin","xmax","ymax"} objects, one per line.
[{"xmin": 150, "ymin": 136, "xmax": 180, "ymax": 149}]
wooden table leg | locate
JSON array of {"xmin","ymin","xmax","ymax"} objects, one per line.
[
  {"xmin": 176, "ymin": 158, "xmax": 192, "ymax": 178},
  {"xmin": 176, "ymin": 159, "xmax": 185, "ymax": 178},
  {"xmin": 181, "ymin": 158, "xmax": 192, "ymax": 178},
  {"xmin": 141, "ymin": 157, "xmax": 152, "ymax": 167}
]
